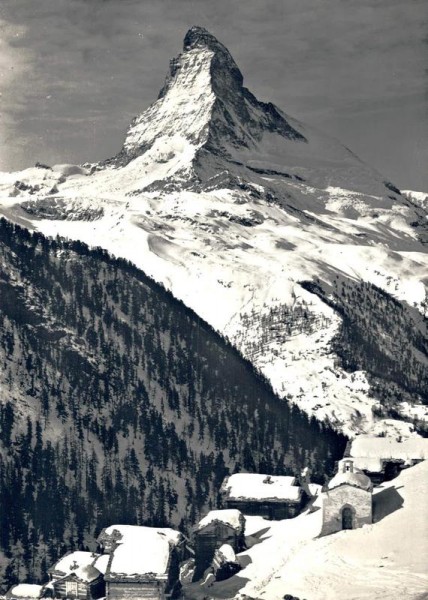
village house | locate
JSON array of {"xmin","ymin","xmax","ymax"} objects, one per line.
[
  {"xmin": 49, "ymin": 566, "xmax": 104, "ymax": 600},
  {"xmin": 47, "ymin": 551, "xmax": 106, "ymax": 600},
  {"xmin": 98, "ymin": 525, "xmax": 184, "ymax": 600},
  {"xmin": 221, "ymin": 473, "xmax": 304, "ymax": 520},
  {"xmin": 348, "ymin": 435, "xmax": 428, "ymax": 483},
  {"xmin": 193, "ymin": 509, "xmax": 245, "ymax": 580},
  {"xmin": 320, "ymin": 458, "xmax": 373, "ymax": 536}
]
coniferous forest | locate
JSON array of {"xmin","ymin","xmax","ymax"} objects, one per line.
[
  {"xmin": 300, "ymin": 279, "xmax": 428, "ymax": 419},
  {"xmin": 0, "ymin": 218, "xmax": 347, "ymax": 590}
]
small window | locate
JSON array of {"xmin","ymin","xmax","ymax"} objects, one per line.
[
  {"xmin": 66, "ymin": 581, "xmax": 78, "ymax": 598},
  {"xmin": 343, "ymin": 460, "xmax": 353, "ymax": 473}
]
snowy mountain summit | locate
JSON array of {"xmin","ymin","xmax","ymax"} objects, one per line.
[
  {"xmin": 103, "ymin": 25, "xmax": 390, "ymax": 197},
  {"xmin": 111, "ymin": 26, "xmax": 305, "ymax": 174},
  {"xmin": 1, "ymin": 27, "xmax": 427, "ymax": 436}
]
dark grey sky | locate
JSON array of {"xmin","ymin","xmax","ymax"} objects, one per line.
[{"xmin": 1, "ymin": 0, "xmax": 427, "ymax": 190}]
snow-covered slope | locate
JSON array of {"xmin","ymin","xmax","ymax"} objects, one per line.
[
  {"xmin": 402, "ymin": 189, "xmax": 428, "ymax": 211},
  {"xmin": 0, "ymin": 27, "xmax": 427, "ymax": 436},
  {"xmin": 229, "ymin": 460, "xmax": 428, "ymax": 600}
]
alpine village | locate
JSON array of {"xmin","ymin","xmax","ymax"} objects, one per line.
[{"xmin": 1, "ymin": 24, "xmax": 427, "ymax": 600}]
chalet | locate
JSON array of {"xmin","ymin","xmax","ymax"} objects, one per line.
[
  {"xmin": 48, "ymin": 551, "xmax": 106, "ymax": 600},
  {"xmin": 5, "ymin": 585, "xmax": 44, "ymax": 600},
  {"xmin": 321, "ymin": 458, "xmax": 373, "ymax": 536},
  {"xmin": 193, "ymin": 509, "xmax": 245, "ymax": 580},
  {"xmin": 221, "ymin": 473, "xmax": 304, "ymax": 519},
  {"xmin": 98, "ymin": 525, "xmax": 184, "ymax": 600},
  {"xmin": 50, "ymin": 566, "xmax": 105, "ymax": 600},
  {"xmin": 348, "ymin": 435, "xmax": 428, "ymax": 483}
]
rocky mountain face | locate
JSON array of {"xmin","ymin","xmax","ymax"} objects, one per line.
[
  {"xmin": 0, "ymin": 218, "xmax": 345, "ymax": 590},
  {"xmin": 109, "ymin": 27, "xmax": 305, "ymax": 174},
  {"xmin": 0, "ymin": 26, "xmax": 427, "ymax": 437}
]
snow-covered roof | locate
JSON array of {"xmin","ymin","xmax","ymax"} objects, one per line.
[
  {"xmin": 328, "ymin": 471, "xmax": 372, "ymax": 492},
  {"xmin": 197, "ymin": 509, "xmax": 245, "ymax": 532},
  {"xmin": 98, "ymin": 524, "xmax": 182, "ymax": 548},
  {"xmin": 7, "ymin": 585, "xmax": 43, "ymax": 599},
  {"xmin": 350, "ymin": 435, "xmax": 428, "ymax": 467},
  {"xmin": 348, "ymin": 457, "xmax": 384, "ymax": 472},
  {"xmin": 70, "ymin": 565, "xmax": 101, "ymax": 583},
  {"xmin": 49, "ymin": 551, "xmax": 101, "ymax": 576},
  {"xmin": 221, "ymin": 473, "xmax": 302, "ymax": 503},
  {"xmin": 93, "ymin": 554, "xmax": 109, "ymax": 575},
  {"xmin": 327, "ymin": 459, "xmax": 372, "ymax": 492},
  {"xmin": 215, "ymin": 544, "xmax": 236, "ymax": 564},
  {"xmin": 106, "ymin": 536, "xmax": 171, "ymax": 580},
  {"xmin": 102, "ymin": 526, "xmax": 183, "ymax": 581}
]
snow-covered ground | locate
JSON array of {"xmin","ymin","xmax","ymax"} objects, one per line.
[
  {"xmin": 4, "ymin": 584, "xmax": 43, "ymax": 599},
  {"xmin": 0, "ymin": 27, "xmax": 427, "ymax": 436},
  {"xmin": 190, "ymin": 460, "xmax": 428, "ymax": 600},
  {"xmin": 402, "ymin": 189, "xmax": 428, "ymax": 210}
]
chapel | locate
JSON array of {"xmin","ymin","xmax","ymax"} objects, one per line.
[{"xmin": 321, "ymin": 458, "xmax": 373, "ymax": 536}]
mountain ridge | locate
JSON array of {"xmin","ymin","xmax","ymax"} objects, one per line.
[
  {"xmin": 107, "ymin": 25, "xmax": 306, "ymax": 181},
  {"xmin": 0, "ymin": 27, "xmax": 427, "ymax": 437}
]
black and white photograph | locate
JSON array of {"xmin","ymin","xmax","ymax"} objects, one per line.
[{"xmin": 0, "ymin": 1, "xmax": 427, "ymax": 599}]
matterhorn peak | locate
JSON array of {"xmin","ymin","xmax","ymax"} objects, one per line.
[
  {"xmin": 110, "ymin": 26, "xmax": 305, "ymax": 174},
  {"xmin": 183, "ymin": 25, "xmax": 223, "ymax": 49},
  {"xmin": 181, "ymin": 26, "xmax": 244, "ymax": 89},
  {"xmin": 183, "ymin": 25, "xmax": 234, "ymax": 56},
  {"xmin": 157, "ymin": 25, "xmax": 245, "ymax": 109}
]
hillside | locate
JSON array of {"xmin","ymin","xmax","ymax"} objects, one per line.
[
  {"xmin": 0, "ymin": 219, "xmax": 346, "ymax": 591},
  {"xmin": 0, "ymin": 27, "xmax": 427, "ymax": 435}
]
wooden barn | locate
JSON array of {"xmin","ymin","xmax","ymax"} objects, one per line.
[
  {"xmin": 50, "ymin": 566, "xmax": 105, "ymax": 600},
  {"xmin": 47, "ymin": 550, "xmax": 106, "ymax": 600},
  {"xmin": 221, "ymin": 473, "xmax": 304, "ymax": 520},
  {"xmin": 100, "ymin": 525, "xmax": 184, "ymax": 600},
  {"xmin": 193, "ymin": 509, "xmax": 245, "ymax": 580}
]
